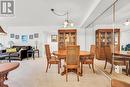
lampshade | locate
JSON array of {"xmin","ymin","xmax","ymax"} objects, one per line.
[
  {"xmin": 63, "ymin": 20, "xmax": 74, "ymax": 28},
  {"xmin": 0, "ymin": 26, "xmax": 7, "ymax": 34}
]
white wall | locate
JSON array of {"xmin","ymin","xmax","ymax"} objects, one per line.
[
  {"xmin": 1, "ymin": 26, "xmax": 47, "ymax": 57},
  {"xmin": 1, "ymin": 24, "xmax": 130, "ymax": 58},
  {"xmin": 120, "ymin": 25, "xmax": 130, "ymax": 48},
  {"xmin": 85, "ymin": 27, "xmax": 95, "ymax": 51},
  {"xmin": 77, "ymin": 29, "xmax": 86, "ymax": 50},
  {"xmin": 45, "ymin": 31, "xmax": 58, "ymax": 53}
]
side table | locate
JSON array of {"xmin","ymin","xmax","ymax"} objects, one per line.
[
  {"xmin": 27, "ymin": 50, "xmax": 35, "ymax": 60},
  {"xmin": 34, "ymin": 49, "xmax": 39, "ymax": 58}
]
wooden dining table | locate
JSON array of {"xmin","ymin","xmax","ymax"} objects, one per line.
[
  {"xmin": 114, "ymin": 51, "xmax": 130, "ymax": 75},
  {"xmin": 0, "ymin": 62, "xmax": 20, "ymax": 87},
  {"xmin": 53, "ymin": 50, "xmax": 90, "ymax": 76}
]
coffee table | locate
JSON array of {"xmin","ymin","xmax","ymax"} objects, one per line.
[{"xmin": 0, "ymin": 62, "xmax": 20, "ymax": 87}]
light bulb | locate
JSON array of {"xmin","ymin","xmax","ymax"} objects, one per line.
[
  {"xmin": 70, "ymin": 23, "xmax": 74, "ymax": 27},
  {"xmin": 64, "ymin": 20, "xmax": 68, "ymax": 25},
  {"xmin": 124, "ymin": 20, "xmax": 130, "ymax": 25}
]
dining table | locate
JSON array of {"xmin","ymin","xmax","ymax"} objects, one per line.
[
  {"xmin": 113, "ymin": 51, "xmax": 130, "ymax": 75},
  {"xmin": 0, "ymin": 62, "xmax": 20, "ymax": 87},
  {"xmin": 53, "ymin": 50, "xmax": 90, "ymax": 76}
]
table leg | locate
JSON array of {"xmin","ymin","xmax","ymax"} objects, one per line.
[
  {"xmin": 128, "ymin": 60, "xmax": 130, "ymax": 75},
  {"xmin": 33, "ymin": 52, "xmax": 35, "ymax": 60},
  {"xmin": 38, "ymin": 51, "xmax": 39, "ymax": 58},
  {"xmin": 0, "ymin": 74, "xmax": 8, "ymax": 87},
  {"xmin": 80, "ymin": 61, "xmax": 83, "ymax": 76}
]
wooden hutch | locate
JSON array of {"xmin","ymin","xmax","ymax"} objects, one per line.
[
  {"xmin": 58, "ymin": 29, "xmax": 77, "ymax": 50},
  {"xmin": 95, "ymin": 29, "xmax": 120, "ymax": 60}
]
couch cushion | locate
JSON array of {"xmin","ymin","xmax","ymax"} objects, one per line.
[{"xmin": 6, "ymin": 48, "xmax": 17, "ymax": 53}]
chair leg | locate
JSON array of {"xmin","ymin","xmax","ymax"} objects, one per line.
[
  {"xmin": 92, "ymin": 63, "xmax": 95, "ymax": 73},
  {"xmin": 81, "ymin": 61, "xmax": 83, "ymax": 76},
  {"xmin": 89, "ymin": 64, "xmax": 91, "ymax": 69},
  {"xmin": 58, "ymin": 62, "xmax": 60, "ymax": 74},
  {"xmin": 110, "ymin": 64, "xmax": 113, "ymax": 74},
  {"xmin": 49, "ymin": 64, "xmax": 51, "ymax": 68},
  {"xmin": 66, "ymin": 67, "xmax": 68, "ymax": 82},
  {"xmin": 59, "ymin": 59, "xmax": 61, "ymax": 68},
  {"xmin": 46, "ymin": 62, "xmax": 49, "ymax": 72},
  {"xmin": 77, "ymin": 68, "xmax": 79, "ymax": 81},
  {"xmin": 126, "ymin": 64, "xmax": 128, "ymax": 76},
  {"xmin": 104, "ymin": 59, "xmax": 107, "ymax": 69}
]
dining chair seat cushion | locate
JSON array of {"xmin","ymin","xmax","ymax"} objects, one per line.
[
  {"xmin": 82, "ymin": 59, "xmax": 93, "ymax": 64},
  {"xmin": 65, "ymin": 65, "xmax": 79, "ymax": 69},
  {"xmin": 49, "ymin": 56, "xmax": 59, "ymax": 64},
  {"xmin": 113, "ymin": 60, "xmax": 128, "ymax": 65}
]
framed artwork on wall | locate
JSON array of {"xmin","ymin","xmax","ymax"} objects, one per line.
[
  {"xmin": 15, "ymin": 35, "xmax": 19, "ymax": 39},
  {"xmin": 10, "ymin": 34, "xmax": 14, "ymax": 38},
  {"xmin": 51, "ymin": 35, "xmax": 57, "ymax": 42},
  {"xmin": 21, "ymin": 35, "xmax": 28, "ymax": 43},
  {"xmin": 29, "ymin": 35, "xmax": 33, "ymax": 39},
  {"xmin": 34, "ymin": 33, "xmax": 39, "ymax": 38}
]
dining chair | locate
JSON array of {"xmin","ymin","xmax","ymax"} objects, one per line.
[
  {"xmin": 44, "ymin": 44, "xmax": 60, "ymax": 74},
  {"xmin": 82, "ymin": 45, "xmax": 95, "ymax": 73},
  {"xmin": 57, "ymin": 50, "xmax": 66, "ymax": 68},
  {"xmin": 65, "ymin": 45, "xmax": 80, "ymax": 82},
  {"xmin": 104, "ymin": 45, "xmax": 128, "ymax": 74}
]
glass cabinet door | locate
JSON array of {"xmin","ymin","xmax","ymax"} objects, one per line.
[
  {"xmin": 100, "ymin": 32, "xmax": 105, "ymax": 47},
  {"xmin": 106, "ymin": 32, "xmax": 112, "ymax": 46}
]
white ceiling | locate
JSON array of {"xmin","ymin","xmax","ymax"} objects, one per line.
[
  {"xmin": 0, "ymin": 0, "xmax": 100, "ymax": 27},
  {"xmin": 0, "ymin": 0, "xmax": 130, "ymax": 28},
  {"xmin": 83, "ymin": 0, "xmax": 130, "ymax": 28}
]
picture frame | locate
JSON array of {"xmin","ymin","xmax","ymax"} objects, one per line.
[
  {"xmin": 21, "ymin": 35, "xmax": 28, "ymax": 43},
  {"xmin": 34, "ymin": 33, "xmax": 39, "ymax": 38},
  {"xmin": 51, "ymin": 35, "xmax": 57, "ymax": 42},
  {"xmin": 15, "ymin": 35, "xmax": 19, "ymax": 39},
  {"xmin": 10, "ymin": 34, "xmax": 14, "ymax": 38},
  {"xmin": 29, "ymin": 35, "xmax": 33, "ymax": 39}
]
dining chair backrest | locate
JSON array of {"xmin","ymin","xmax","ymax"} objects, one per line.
[
  {"xmin": 90, "ymin": 45, "xmax": 95, "ymax": 55},
  {"xmin": 45, "ymin": 44, "xmax": 51, "ymax": 61},
  {"xmin": 66, "ymin": 45, "xmax": 80, "ymax": 65},
  {"xmin": 104, "ymin": 45, "xmax": 112, "ymax": 63}
]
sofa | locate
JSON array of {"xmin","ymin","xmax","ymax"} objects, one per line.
[
  {"xmin": 0, "ymin": 46, "xmax": 33, "ymax": 61},
  {"xmin": 12, "ymin": 45, "xmax": 33, "ymax": 60}
]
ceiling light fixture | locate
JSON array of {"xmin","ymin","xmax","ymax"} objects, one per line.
[{"xmin": 51, "ymin": 9, "xmax": 74, "ymax": 28}]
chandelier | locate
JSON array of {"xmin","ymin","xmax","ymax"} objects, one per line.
[{"xmin": 51, "ymin": 9, "xmax": 74, "ymax": 28}]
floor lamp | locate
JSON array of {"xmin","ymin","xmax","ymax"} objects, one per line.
[
  {"xmin": 0, "ymin": 26, "xmax": 7, "ymax": 49},
  {"xmin": 0, "ymin": 26, "xmax": 6, "ymax": 34}
]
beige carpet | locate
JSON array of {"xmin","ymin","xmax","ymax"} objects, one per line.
[
  {"xmin": 95, "ymin": 59, "xmax": 130, "ymax": 84},
  {"xmin": 2, "ymin": 58, "xmax": 111, "ymax": 87}
]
